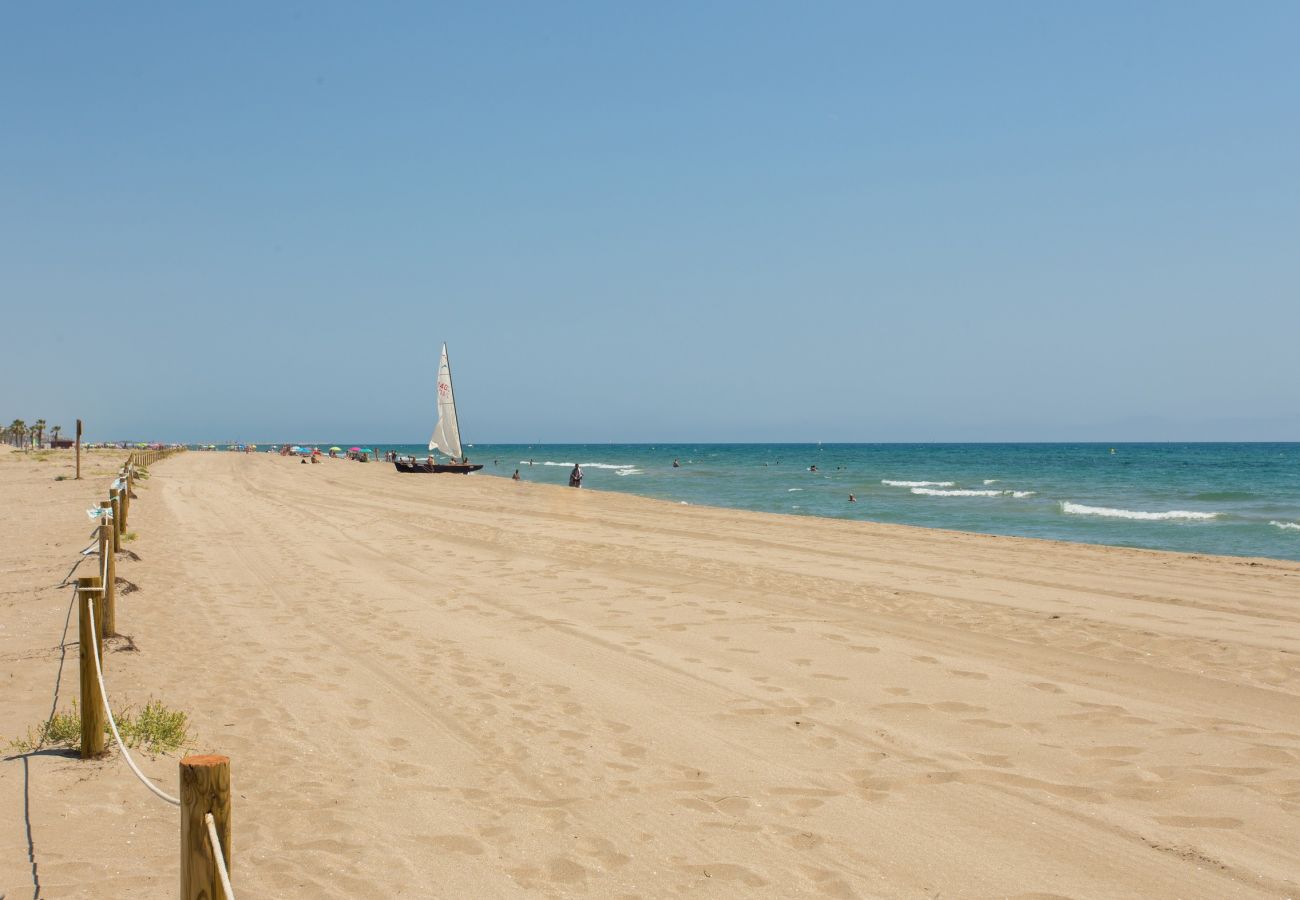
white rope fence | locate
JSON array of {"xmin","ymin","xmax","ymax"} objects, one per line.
[
  {"xmin": 62, "ymin": 452, "xmax": 234, "ymax": 898},
  {"xmin": 205, "ymin": 812, "xmax": 237, "ymax": 900},
  {"xmin": 100, "ymin": 531, "xmax": 110, "ymax": 588},
  {"xmin": 86, "ymin": 596, "xmax": 181, "ymax": 806}
]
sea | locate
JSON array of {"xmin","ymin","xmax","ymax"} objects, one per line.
[{"xmin": 256, "ymin": 443, "xmax": 1300, "ymax": 562}]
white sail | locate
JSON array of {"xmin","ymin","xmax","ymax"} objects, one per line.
[{"xmin": 428, "ymin": 343, "xmax": 463, "ymax": 460}]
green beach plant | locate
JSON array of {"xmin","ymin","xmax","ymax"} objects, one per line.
[{"xmin": 7, "ymin": 699, "xmax": 190, "ymax": 755}]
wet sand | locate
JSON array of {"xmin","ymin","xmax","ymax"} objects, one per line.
[{"xmin": 3, "ymin": 448, "xmax": 1299, "ymax": 897}]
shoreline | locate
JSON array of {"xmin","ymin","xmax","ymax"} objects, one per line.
[
  {"xmin": 3, "ymin": 449, "xmax": 1298, "ymax": 896},
  {"xmin": 323, "ymin": 441, "xmax": 1300, "ymax": 564}
]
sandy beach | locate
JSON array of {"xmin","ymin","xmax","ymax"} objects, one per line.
[{"xmin": 3, "ymin": 448, "xmax": 1299, "ymax": 898}]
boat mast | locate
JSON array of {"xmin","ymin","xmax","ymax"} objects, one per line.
[{"xmin": 444, "ymin": 343, "xmax": 464, "ymax": 463}]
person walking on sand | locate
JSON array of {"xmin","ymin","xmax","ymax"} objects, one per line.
[{"xmin": 569, "ymin": 463, "xmax": 583, "ymax": 488}]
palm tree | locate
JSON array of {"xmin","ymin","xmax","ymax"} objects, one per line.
[
  {"xmin": 34, "ymin": 419, "xmax": 46, "ymax": 448},
  {"xmin": 10, "ymin": 419, "xmax": 26, "ymax": 449},
  {"xmin": 51, "ymin": 424, "xmax": 63, "ymax": 444}
]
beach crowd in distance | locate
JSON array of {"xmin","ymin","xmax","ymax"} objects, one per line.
[{"xmin": 194, "ymin": 442, "xmax": 1300, "ymax": 562}]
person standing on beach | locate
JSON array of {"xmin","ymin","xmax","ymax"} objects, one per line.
[{"xmin": 569, "ymin": 463, "xmax": 583, "ymax": 488}]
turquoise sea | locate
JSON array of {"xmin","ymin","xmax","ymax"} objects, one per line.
[{"xmin": 273, "ymin": 443, "xmax": 1300, "ymax": 562}]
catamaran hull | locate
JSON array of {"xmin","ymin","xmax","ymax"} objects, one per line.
[{"xmin": 393, "ymin": 462, "xmax": 483, "ymax": 474}]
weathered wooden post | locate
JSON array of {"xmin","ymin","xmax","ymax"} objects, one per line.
[
  {"xmin": 77, "ymin": 574, "xmax": 106, "ymax": 758},
  {"xmin": 98, "ymin": 502, "xmax": 116, "ymax": 637},
  {"xmin": 181, "ymin": 754, "xmax": 231, "ymax": 900},
  {"xmin": 109, "ymin": 488, "xmax": 122, "ymax": 553},
  {"xmin": 120, "ymin": 468, "xmax": 131, "ymax": 531},
  {"xmin": 75, "ymin": 419, "xmax": 83, "ymax": 480}
]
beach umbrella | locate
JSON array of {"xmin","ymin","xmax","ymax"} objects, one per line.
[
  {"xmin": 329, "ymin": 446, "xmax": 342, "ymax": 452},
  {"xmin": 348, "ymin": 446, "xmax": 361, "ymax": 452}
]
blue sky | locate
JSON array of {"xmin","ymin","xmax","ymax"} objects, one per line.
[{"xmin": 3, "ymin": 2, "xmax": 1297, "ymax": 442}]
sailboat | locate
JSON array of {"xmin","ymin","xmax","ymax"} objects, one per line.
[{"xmin": 394, "ymin": 343, "xmax": 484, "ymax": 474}]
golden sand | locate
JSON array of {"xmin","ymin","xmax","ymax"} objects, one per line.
[{"xmin": 3, "ymin": 449, "xmax": 1298, "ymax": 897}]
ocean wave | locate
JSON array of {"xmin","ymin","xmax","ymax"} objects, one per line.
[
  {"xmin": 615, "ymin": 468, "xmax": 643, "ymax": 476},
  {"xmin": 1061, "ymin": 502, "xmax": 1218, "ymax": 521},
  {"xmin": 787, "ymin": 488, "xmax": 803, "ymax": 492},
  {"xmin": 1271, "ymin": 520, "xmax": 1300, "ymax": 531},
  {"xmin": 983, "ymin": 479, "xmax": 998, "ymax": 485},
  {"xmin": 882, "ymin": 480, "xmax": 955, "ymax": 487},
  {"xmin": 911, "ymin": 488, "xmax": 1034, "ymax": 498}
]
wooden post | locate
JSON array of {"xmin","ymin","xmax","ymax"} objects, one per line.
[
  {"xmin": 110, "ymin": 488, "xmax": 122, "ymax": 553},
  {"xmin": 120, "ymin": 468, "xmax": 131, "ymax": 531},
  {"xmin": 181, "ymin": 754, "xmax": 231, "ymax": 900},
  {"xmin": 98, "ymin": 504, "xmax": 116, "ymax": 637},
  {"xmin": 77, "ymin": 575, "xmax": 106, "ymax": 758},
  {"xmin": 75, "ymin": 419, "xmax": 82, "ymax": 480}
]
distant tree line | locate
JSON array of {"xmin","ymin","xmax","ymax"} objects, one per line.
[{"xmin": 4, "ymin": 418, "xmax": 63, "ymax": 448}]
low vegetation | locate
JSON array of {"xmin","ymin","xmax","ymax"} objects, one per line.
[{"xmin": 7, "ymin": 699, "xmax": 191, "ymax": 755}]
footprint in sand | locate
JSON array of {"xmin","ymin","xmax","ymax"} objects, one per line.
[
  {"xmin": 546, "ymin": 856, "xmax": 588, "ymax": 884},
  {"xmin": 677, "ymin": 863, "xmax": 768, "ymax": 887},
  {"xmin": 423, "ymin": 834, "xmax": 484, "ymax": 854},
  {"xmin": 1077, "ymin": 745, "xmax": 1143, "ymax": 758},
  {"xmin": 1030, "ymin": 682, "xmax": 1066, "ymax": 693}
]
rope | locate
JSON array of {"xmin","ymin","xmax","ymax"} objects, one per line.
[
  {"xmin": 85, "ymin": 597, "xmax": 181, "ymax": 806},
  {"xmin": 205, "ymin": 813, "xmax": 237, "ymax": 900},
  {"xmin": 97, "ymin": 535, "xmax": 112, "ymax": 592}
]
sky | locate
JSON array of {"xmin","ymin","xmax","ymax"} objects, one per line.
[{"xmin": 3, "ymin": 2, "xmax": 1298, "ymax": 443}]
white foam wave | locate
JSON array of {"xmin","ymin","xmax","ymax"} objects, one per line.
[
  {"xmin": 912, "ymin": 488, "xmax": 1033, "ymax": 498},
  {"xmin": 1271, "ymin": 520, "xmax": 1300, "ymax": 531},
  {"xmin": 882, "ymin": 480, "xmax": 955, "ymax": 487},
  {"xmin": 615, "ymin": 468, "xmax": 643, "ymax": 476},
  {"xmin": 983, "ymin": 479, "xmax": 998, "ymax": 485},
  {"xmin": 1061, "ymin": 502, "xmax": 1218, "ymax": 521},
  {"xmin": 787, "ymin": 488, "xmax": 803, "ymax": 492}
]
